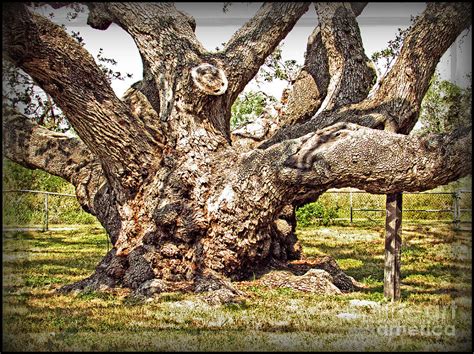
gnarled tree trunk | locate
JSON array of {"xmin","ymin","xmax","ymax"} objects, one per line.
[{"xmin": 3, "ymin": 2, "xmax": 471, "ymax": 298}]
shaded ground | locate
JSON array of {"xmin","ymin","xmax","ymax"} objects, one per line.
[{"xmin": 2, "ymin": 222, "xmax": 472, "ymax": 351}]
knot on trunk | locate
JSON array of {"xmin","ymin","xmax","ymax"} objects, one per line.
[{"xmin": 191, "ymin": 63, "xmax": 228, "ymax": 95}]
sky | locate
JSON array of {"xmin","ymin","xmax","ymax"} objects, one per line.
[{"xmin": 33, "ymin": 3, "xmax": 472, "ymax": 101}]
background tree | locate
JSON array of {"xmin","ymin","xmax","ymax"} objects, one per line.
[
  {"xmin": 230, "ymin": 90, "xmax": 276, "ymax": 130},
  {"xmin": 3, "ymin": 2, "xmax": 471, "ymax": 299},
  {"xmin": 418, "ymin": 73, "xmax": 472, "ymax": 135},
  {"xmin": 230, "ymin": 43, "xmax": 299, "ymax": 130}
]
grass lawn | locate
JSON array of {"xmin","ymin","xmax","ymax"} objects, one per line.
[{"xmin": 2, "ymin": 222, "xmax": 472, "ymax": 351}]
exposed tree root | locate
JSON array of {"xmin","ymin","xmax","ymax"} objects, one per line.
[
  {"xmin": 58, "ymin": 255, "xmax": 362, "ymax": 305},
  {"xmin": 245, "ymin": 255, "xmax": 364, "ymax": 294}
]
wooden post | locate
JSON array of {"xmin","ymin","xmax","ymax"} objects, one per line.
[{"xmin": 384, "ymin": 192, "xmax": 402, "ymax": 301}]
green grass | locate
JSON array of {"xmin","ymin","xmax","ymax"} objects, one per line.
[{"xmin": 2, "ymin": 223, "xmax": 472, "ymax": 351}]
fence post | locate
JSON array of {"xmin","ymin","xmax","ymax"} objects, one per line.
[
  {"xmin": 43, "ymin": 193, "xmax": 49, "ymax": 232},
  {"xmin": 350, "ymin": 191, "xmax": 353, "ymax": 225},
  {"xmin": 453, "ymin": 190, "xmax": 461, "ymax": 230},
  {"xmin": 384, "ymin": 192, "xmax": 402, "ymax": 301}
]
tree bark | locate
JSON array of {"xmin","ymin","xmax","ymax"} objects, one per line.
[
  {"xmin": 282, "ymin": 3, "xmax": 369, "ymax": 126},
  {"xmin": 2, "ymin": 3, "xmax": 471, "ymax": 298},
  {"xmin": 220, "ymin": 2, "xmax": 310, "ymax": 101},
  {"xmin": 366, "ymin": 2, "xmax": 472, "ymax": 134},
  {"xmin": 260, "ymin": 2, "xmax": 471, "ymax": 149},
  {"xmin": 313, "ymin": 2, "xmax": 374, "ymax": 112}
]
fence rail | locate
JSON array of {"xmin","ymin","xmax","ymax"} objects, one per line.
[
  {"xmin": 311, "ymin": 189, "xmax": 472, "ymax": 229},
  {"xmin": 2, "ymin": 189, "xmax": 76, "ymax": 197},
  {"xmin": 2, "ymin": 188, "xmax": 472, "ymax": 231},
  {"xmin": 2, "ymin": 189, "xmax": 98, "ymax": 231}
]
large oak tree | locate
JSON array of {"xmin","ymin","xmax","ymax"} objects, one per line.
[{"xmin": 3, "ymin": 2, "xmax": 472, "ymax": 297}]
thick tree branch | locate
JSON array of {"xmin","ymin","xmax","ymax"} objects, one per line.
[
  {"xmin": 259, "ymin": 107, "xmax": 389, "ymax": 149},
  {"xmin": 2, "ymin": 110, "xmax": 94, "ymax": 184},
  {"xmin": 3, "ymin": 110, "xmax": 122, "ymax": 240},
  {"xmin": 261, "ymin": 2, "xmax": 472, "ymax": 148},
  {"xmin": 85, "ymin": 3, "xmax": 235, "ymax": 142},
  {"xmin": 282, "ymin": 26, "xmax": 329, "ymax": 127},
  {"xmin": 366, "ymin": 2, "xmax": 472, "ymax": 134},
  {"xmin": 86, "ymin": 3, "xmax": 205, "ymax": 121},
  {"xmin": 313, "ymin": 2, "xmax": 374, "ymax": 112},
  {"xmin": 3, "ymin": 4, "xmax": 163, "ymax": 191},
  {"xmin": 221, "ymin": 2, "xmax": 310, "ymax": 100},
  {"xmin": 283, "ymin": 3, "xmax": 368, "ymax": 126},
  {"xmin": 269, "ymin": 122, "xmax": 471, "ymax": 198},
  {"xmin": 2, "ymin": 110, "xmax": 108, "ymax": 212}
]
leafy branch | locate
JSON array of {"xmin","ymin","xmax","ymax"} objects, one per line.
[
  {"xmin": 371, "ymin": 15, "xmax": 418, "ymax": 77},
  {"xmin": 256, "ymin": 44, "xmax": 301, "ymax": 84}
]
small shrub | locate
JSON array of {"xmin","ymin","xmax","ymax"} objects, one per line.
[{"xmin": 296, "ymin": 201, "xmax": 339, "ymax": 227}]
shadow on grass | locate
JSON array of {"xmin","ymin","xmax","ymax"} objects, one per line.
[
  {"xmin": 298, "ymin": 224, "xmax": 472, "ymax": 300},
  {"xmin": 3, "ymin": 230, "xmax": 110, "ymax": 258},
  {"xmin": 300, "ymin": 240, "xmax": 385, "ymax": 282}
]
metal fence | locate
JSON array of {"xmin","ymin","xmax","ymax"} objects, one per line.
[
  {"xmin": 318, "ymin": 189, "xmax": 472, "ymax": 228},
  {"xmin": 2, "ymin": 188, "xmax": 472, "ymax": 231},
  {"xmin": 2, "ymin": 189, "xmax": 98, "ymax": 231}
]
